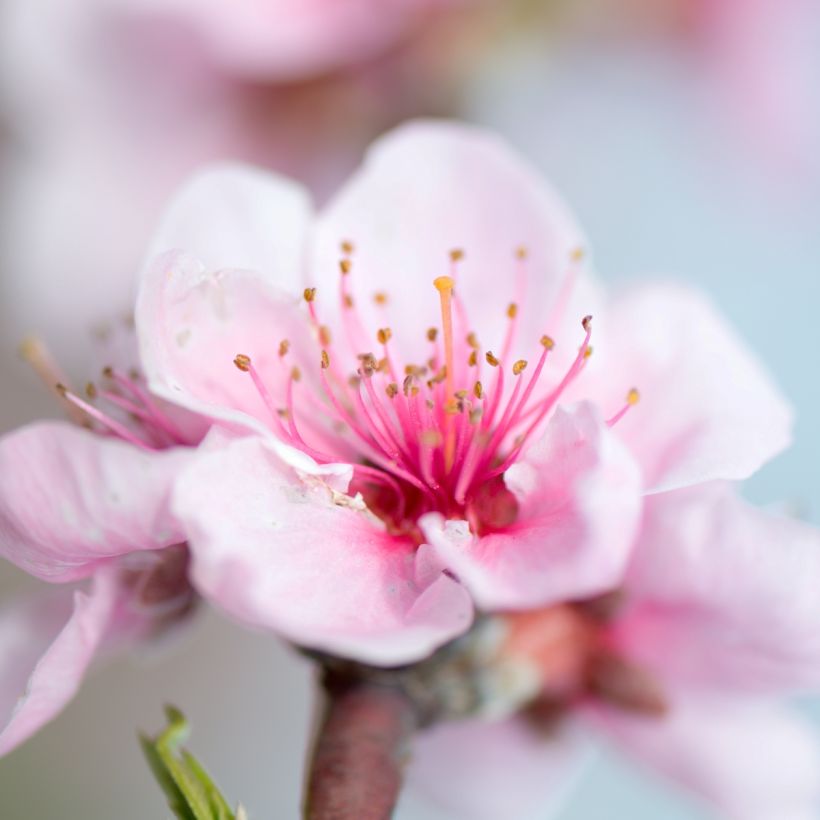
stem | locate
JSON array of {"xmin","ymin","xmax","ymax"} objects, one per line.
[{"xmin": 303, "ymin": 680, "xmax": 419, "ymax": 820}]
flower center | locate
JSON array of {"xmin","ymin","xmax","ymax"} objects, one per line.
[{"xmin": 235, "ymin": 246, "xmax": 639, "ymax": 538}]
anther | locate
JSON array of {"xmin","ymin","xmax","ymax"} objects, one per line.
[
  {"xmin": 474, "ymin": 381, "xmax": 484, "ymax": 399},
  {"xmin": 540, "ymin": 335, "xmax": 555, "ymax": 350},
  {"xmin": 507, "ymin": 303, "xmax": 518, "ymax": 319},
  {"xmin": 55, "ymin": 382, "xmax": 68, "ymax": 397},
  {"xmin": 386, "ymin": 383, "xmax": 398, "ymax": 399},
  {"xmin": 290, "ymin": 366, "xmax": 302, "ymax": 382},
  {"xmin": 343, "ymin": 294, "xmax": 354, "ymax": 308},
  {"xmin": 85, "ymin": 382, "xmax": 98, "ymax": 399},
  {"xmin": 234, "ymin": 354, "xmax": 251, "ymax": 372},
  {"xmin": 485, "ymin": 351, "xmax": 500, "ymax": 367},
  {"xmin": 512, "ymin": 360, "xmax": 528, "ymax": 376},
  {"xmin": 102, "ymin": 366, "xmax": 114, "ymax": 378},
  {"xmin": 303, "ymin": 287, "xmax": 317, "ymax": 303},
  {"xmin": 377, "ymin": 327, "xmax": 392, "ymax": 344},
  {"xmin": 279, "ymin": 340, "xmax": 290, "ymax": 358},
  {"xmin": 318, "ymin": 326, "xmax": 332, "ymax": 346},
  {"xmin": 321, "ymin": 350, "xmax": 330, "ymax": 370},
  {"xmin": 427, "ymin": 327, "xmax": 438, "ymax": 342},
  {"xmin": 468, "ymin": 350, "xmax": 478, "ymax": 367},
  {"xmin": 449, "ymin": 249, "xmax": 464, "ymax": 263},
  {"xmin": 373, "ymin": 292, "xmax": 388, "ymax": 306},
  {"xmin": 627, "ymin": 388, "xmax": 640, "ymax": 406},
  {"xmin": 340, "ymin": 240, "xmax": 354, "ymax": 255},
  {"xmin": 515, "ymin": 245, "xmax": 528, "ymax": 260},
  {"xmin": 466, "ymin": 332, "xmax": 479, "ymax": 349},
  {"xmin": 572, "ymin": 247, "xmax": 585, "ymax": 261},
  {"xmin": 339, "ymin": 259, "xmax": 352, "ymax": 275},
  {"xmin": 584, "ymin": 347, "xmax": 594, "ymax": 360},
  {"xmin": 582, "ymin": 315, "xmax": 593, "ymax": 332}
]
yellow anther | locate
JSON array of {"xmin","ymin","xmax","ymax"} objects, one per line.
[
  {"xmin": 340, "ymin": 240, "xmax": 354, "ymax": 255},
  {"xmin": 507, "ymin": 303, "xmax": 518, "ymax": 319},
  {"xmin": 485, "ymin": 351, "xmax": 500, "ymax": 367},
  {"xmin": 572, "ymin": 247, "xmax": 585, "ymax": 262},
  {"xmin": 278, "ymin": 340, "xmax": 290, "ymax": 358},
  {"xmin": 290, "ymin": 366, "xmax": 302, "ymax": 382},
  {"xmin": 627, "ymin": 388, "xmax": 641, "ymax": 406},
  {"xmin": 515, "ymin": 245, "xmax": 528, "ymax": 260},
  {"xmin": 455, "ymin": 389, "xmax": 468, "ymax": 399},
  {"xmin": 427, "ymin": 327, "xmax": 438, "ymax": 342},
  {"xmin": 377, "ymin": 327, "xmax": 392, "ymax": 345},
  {"xmin": 339, "ymin": 259, "xmax": 351, "ymax": 275},
  {"xmin": 434, "ymin": 275, "xmax": 455, "ymax": 293},
  {"xmin": 474, "ymin": 381, "xmax": 484, "ymax": 399},
  {"xmin": 386, "ymin": 383, "xmax": 398, "ymax": 398},
  {"xmin": 321, "ymin": 350, "xmax": 330, "ymax": 370},
  {"xmin": 449, "ymin": 249, "xmax": 464, "ymax": 263},
  {"xmin": 303, "ymin": 287, "xmax": 317, "ymax": 303},
  {"xmin": 466, "ymin": 331, "xmax": 479, "ymax": 349},
  {"xmin": 85, "ymin": 382, "xmax": 97, "ymax": 399},
  {"xmin": 540, "ymin": 335, "xmax": 555, "ymax": 350},
  {"xmin": 468, "ymin": 350, "xmax": 478, "ymax": 367},
  {"xmin": 512, "ymin": 359, "xmax": 528, "ymax": 376},
  {"xmin": 584, "ymin": 346, "xmax": 594, "ymax": 360},
  {"xmin": 373, "ymin": 292, "xmax": 388, "ymax": 306},
  {"xmin": 234, "ymin": 354, "xmax": 251, "ymax": 372}
]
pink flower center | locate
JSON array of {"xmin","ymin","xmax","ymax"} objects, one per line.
[{"xmin": 235, "ymin": 247, "xmax": 639, "ymax": 538}]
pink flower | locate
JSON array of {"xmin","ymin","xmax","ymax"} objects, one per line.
[
  {"xmin": 135, "ymin": 121, "xmax": 790, "ymax": 666},
  {"xmin": 0, "ymin": 338, "xmax": 203, "ymax": 756},
  {"xmin": 408, "ymin": 483, "xmax": 820, "ymax": 819}
]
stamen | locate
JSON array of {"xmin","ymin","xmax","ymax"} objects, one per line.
[
  {"xmin": 19, "ymin": 336, "xmax": 86, "ymax": 426},
  {"xmin": 607, "ymin": 388, "xmax": 641, "ymax": 427},
  {"xmin": 434, "ymin": 274, "xmax": 457, "ymax": 470}
]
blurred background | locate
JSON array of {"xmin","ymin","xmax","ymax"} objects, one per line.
[{"xmin": 0, "ymin": 0, "xmax": 818, "ymax": 817}]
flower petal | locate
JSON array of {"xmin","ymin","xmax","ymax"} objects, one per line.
[
  {"xmin": 589, "ymin": 697, "xmax": 820, "ymax": 820},
  {"xmin": 311, "ymin": 121, "xmax": 588, "ymax": 367},
  {"xmin": 173, "ymin": 436, "xmax": 473, "ymax": 665},
  {"xmin": 406, "ymin": 716, "xmax": 588, "ymax": 820},
  {"xmin": 143, "ymin": 162, "xmax": 312, "ymax": 294},
  {"xmin": 422, "ymin": 403, "xmax": 642, "ymax": 610},
  {"xmin": 0, "ymin": 422, "xmax": 191, "ymax": 582},
  {"xmin": 591, "ymin": 282, "xmax": 793, "ymax": 492},
  {"xmin": 0, "ymin": 569, "xmax": 119, "ymax": 756},
  {"xmin": 612, "ymin": 483, "xmax": 820, "ymax": 695}
]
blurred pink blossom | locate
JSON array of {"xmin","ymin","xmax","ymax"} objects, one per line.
[
  {"xmin": 134, "ymin": 121, "xmax": 791, "ymax": 666},
  {"xmin": 411, "ymin": 483, "xmax": 820, "ymax": 819}
]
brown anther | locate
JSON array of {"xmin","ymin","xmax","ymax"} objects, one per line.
[
  {"xmin": 627, "ymin": 388, "xmax": 641, "ymax": 406},
  {"xmin": 340, "ymin": 240, "xmax": 354, "ymax": 255},
  {"xmin": 343, "ymin": 294, "xmax": 354, "ymax": 308},
  {"xmin": 466, "ymin": 331, "xmax": 479, "ymax": 349},
  {"xmin": 512, "ymin": 359, "xmax": 528, "ymax": 376},
  {"xmin": 55, "ymin": 383, "xmax": 68, "ymax": 397},
  {"xmin": 373, "ymin": 292, "xmax": 388, "ymax": 306},
  {"xmin": 540, "ymin": 335, "xmax": 555, "ymax": 350},
  {"xmin": 507, "ymin": 303, "xmax": 518, "ymax": 319},
  {"xmin": 278, "ymin": 340, "xmax": 290, "ymax": 358},
  {"xmin": 277, "ymin": 408, "xmax": 291, "ymax": 420},
  {"xmin": 377, "ymin": 327, "xmax": 392, "ymax": 345},
  {"xmin": 318, "ymin": 326, "xmax": 332, "ymax": 346},
  {"xmin": 304, "ymin": 287, "xmax": 317, "ymax": 302},
  {"xmin": 449, "ymin": 248, "xmax": 464, "ymax": 263},
  {"xmin": 102, "ymin": 366, "xmax": 114, "ymax": 379},
  {"xmin": 402, "ymin": 375, "xmax": 414, "ymax": 396},
  {"xmin": 426, "ymin": 327, "xmax": 438, "ymax": 342},
  {"xmin": 320, "ymin": 350, "xmax": 330, "ymax": 370},
  {"xmin": 85, "ymin": 382, "xmax": 97, "ymax": 399},
  {"xmin": 515, "ymin": 245, "xmax": 528, "ymax": 260},
  {"xmin": 290, "ymin": 366, "xmax": 302, "ymax": 382},
  {"xmin": 582, "ymin": 315, "xmax": 593, "ymax": 332},
  {"xmin": 454, "ymin": 389, "xmax": 468, "ymax": 400},
  {"xmin": 485, "ymin": 351, "xmax": 500, "ymax": 367},
  {"xmin": 385, "ymin": 383, "xmax": 398, "ymax": 399},
  {"xmin": 339, "ymin": 259, "xmax": 352, "ymax": 275},
  {"xmin": 473, "ymin": 381, "xmax": 484, "ymax": 399},
  {"xmin": 468, "ymin": 350, "xmax": 478, "ymax": 367},
  {"xmin": 128, "ymin": 367, "xmax": 140, "ymax": 381},
  {"xmin": 233, "ymin": 354, "xmax": 251, "ymax": 372}
]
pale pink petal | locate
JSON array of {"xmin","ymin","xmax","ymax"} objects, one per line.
[
  {"xmin": 311, "ymin": 121, "xmax": 588, "ymax": 367},
  {"xmin": 406, "ymin": 716, "xmax": 587, "ymax": 820},
  {"xmin": 173, "ymin": 436, "xmax": 473, "ymax": 665},
  {"xmin": 612, "ymin": 483, "xmax": 820, "ymax": 695},
  {"xmin": 136, "ymin": 250, "xmax": 320, "ymax": 447},
  {"xmin": 422, "ymin": 403, "xmax": 642, "ymax": 610},
  {"xmin": 587, "ymin": 283, "xmax": 793, "ymax": 492},
  {"xmin": 0, "ymin": 569, "xmax": 119, "ymax": 756},
  {"xmin": 143, "ymin": 162, "xmax": 312, "ymax": 294},
  {"xmin": 0, "ymin": 423, "xmax": 191, "ymax": 582},
  {"xmin": 588, "ymin": 696, "xmax": 820, "ymax": 820}
]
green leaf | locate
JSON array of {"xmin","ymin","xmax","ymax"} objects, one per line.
[{"xmin": 140, "ymin": 706, "xmax": 241, "ymax": 820}]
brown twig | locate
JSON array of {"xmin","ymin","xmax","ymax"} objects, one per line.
[{"xmin": 303, "ymin": 680, "xmax": 419, "ymax": 820}]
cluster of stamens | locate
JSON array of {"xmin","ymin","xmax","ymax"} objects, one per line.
[{"xmin": 233, "ymin": 245, "xmax": 639, "ymax": 533}]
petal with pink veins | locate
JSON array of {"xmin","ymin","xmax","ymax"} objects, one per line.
[
  {"xmin": 311, "ymin": 121, "xmax": 591, "ymax": 367},
  {"xmin": 588, "ymin": 283, "xmax": 793, "ymax": 493},
  {"xmin": 0, "ymin": 422, "xmax": 191, "ymax": 582},
  {"xmin": 406, "ymin": 716, "xmax": 589, "ymax": 820},
  {"xmin": 422, "ymin": 403, "xmax": 642, "ymax": 610},
  {"xmin": 173, "ymin": 436, "xmax": 473, "ymax": 665},
  {"xmin": 0, "ymin": 569, "xmax": 119, "ymax": 756},
  {"xmin": 612, "ymin": 483, "xmax": 820, "ymax": 695},
  {"xmin": 587, "ymin": 696, "xmax": 820, "ymax": 820}
]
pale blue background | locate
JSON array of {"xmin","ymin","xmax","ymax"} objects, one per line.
[{"xmin": 0, "ymin": 37, "xmax": 818, "ymax": 820}]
